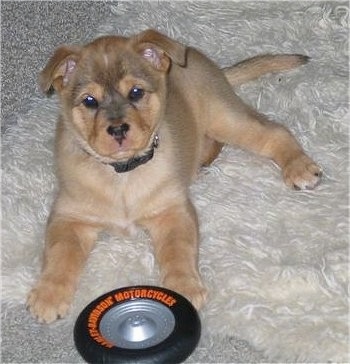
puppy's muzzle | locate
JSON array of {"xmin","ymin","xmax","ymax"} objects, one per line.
[{"xmin": 107, "ymin": 123, "xmax": 130, "ymax": 145}]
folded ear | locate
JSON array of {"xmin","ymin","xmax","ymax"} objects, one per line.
[
  {"xmin": 132, "ymin": 29, "xmax": 187, "ymax": 72},
  {"xmin": 39, "ymin": 45, "xmax": 81, "ymax": 94}
]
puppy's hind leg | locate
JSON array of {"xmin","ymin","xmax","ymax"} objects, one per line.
[
  {"xmin": 206, "ymin": 96, "xmax": 321, "ymax": 190},
  {"xmin": 27, "ymin": 216, "xmax": 100, "ymax": 323}
]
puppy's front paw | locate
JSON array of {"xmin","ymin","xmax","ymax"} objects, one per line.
[
  {"xmin": 282, "ymin": 154, "xmax": 322, "ymax": 190},
  {"xmin": 163, "ymin": 274, "xmax": 208, "ymax": 311},
  {"xmin": 27, "ymin": 280, "xmax": 74, "ymax": 323}
]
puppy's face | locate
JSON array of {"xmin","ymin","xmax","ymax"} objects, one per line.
[{"xmin": 40, "ymin": 30, "xmax": 186, "ymax": 162}]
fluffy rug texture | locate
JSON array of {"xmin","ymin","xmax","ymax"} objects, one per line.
[{"xmin": 2, "ymin": 1, "xmax": 349, "ymax": 362}]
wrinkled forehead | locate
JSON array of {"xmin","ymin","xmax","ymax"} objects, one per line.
[{"xmin": 76, "ymin": 36, "xmax": 157, "ymax": 88}]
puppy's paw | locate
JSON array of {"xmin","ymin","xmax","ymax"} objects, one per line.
[
  {"xmin": 282, "ymin": 154, "xmax": 322, "ymax": 190},
  {"xmin": 27, "ymin": 280, "xmax": 74, "ymax": 323},
  {"xmin": 163, "ymin": 274, "xmax": 208, "ymax": 310}
]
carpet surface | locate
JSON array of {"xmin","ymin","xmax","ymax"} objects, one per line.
[{"xmin": 2, "ymin": 1, "xmax": 349, "ymax": 363}]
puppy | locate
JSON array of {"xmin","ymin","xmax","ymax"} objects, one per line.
[{"xmin": 27, "ymin": 29, "xmax": 321, "ymax": 323}]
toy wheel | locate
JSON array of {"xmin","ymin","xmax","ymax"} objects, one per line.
[{"xmin": 74, "ymin": 285, "xmax": 201, "ymax": 363}]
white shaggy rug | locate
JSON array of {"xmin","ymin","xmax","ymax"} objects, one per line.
[{"xmin": 2, "ymin": 2, "xmax": 349, "ymax": 362}]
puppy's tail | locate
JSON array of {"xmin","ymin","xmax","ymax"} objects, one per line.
[{"xmin": 223, "ymin": 54, "xmax": 310, "ymax": 87}]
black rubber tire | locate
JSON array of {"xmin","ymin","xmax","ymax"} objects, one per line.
[{"xmin": 74, "ymin": 285, "xmax": 201, "ymax": 363}]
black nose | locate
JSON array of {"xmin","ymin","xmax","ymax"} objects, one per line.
[{"xmin": 107, "ymin": 123, "xmax": 130, "ymax": 144}]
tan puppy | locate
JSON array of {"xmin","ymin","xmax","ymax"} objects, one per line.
[{"xmin": 27, "ymin": 29, "xmax": 321, "ymax": 323}]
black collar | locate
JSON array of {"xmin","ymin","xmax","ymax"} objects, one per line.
[{"xmin": 109, "ymin": 134, "xmax": 159, "ymax": 173}]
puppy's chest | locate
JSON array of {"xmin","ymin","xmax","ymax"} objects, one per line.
[
  {"xmin": 107, "ymin": 173, "xmax": 156, "ymax": 226},
  {"xmin": 83, "ymin": 152, "xmax": 178, "ymax": 232}
]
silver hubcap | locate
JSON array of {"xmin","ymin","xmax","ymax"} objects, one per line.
[{"xmin": 99, "ymin": 300, "xmax": 176, "ymax": 349}]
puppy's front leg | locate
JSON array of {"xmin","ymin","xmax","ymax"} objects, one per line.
[
  {"xmin": 141, "ymin": 201, "xmax": 207, "ymax": 310},
  {"xmin": 208, "ymin": 99, "xmax": 322, "ymax": 189},
  {"xmin": 27, "ymin": 216, "xmax": 99, "ymax": 323}
]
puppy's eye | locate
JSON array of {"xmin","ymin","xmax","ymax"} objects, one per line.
[
  {"xmin": 128, "ymin": 87, "xmax": 144, "ymax": 102},
  {"xmin": 82, "ymin": 96, "xmax": 99, "ymax": 109}
]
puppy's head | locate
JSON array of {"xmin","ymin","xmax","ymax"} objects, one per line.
[{"xmin": 40, "ymin": 29, "xmax": 186, "ymax": 163}]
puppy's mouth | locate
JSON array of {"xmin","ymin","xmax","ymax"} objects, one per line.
[
  {"xmin": 108, "ymin": 133, "xmax": 159, "ymax": 173},
  {"xmin": 78, "ymin": 129, "xmax": 159, "ymax": 173}
]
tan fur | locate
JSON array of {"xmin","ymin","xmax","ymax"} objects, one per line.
[
  {"xmin": 223, "ymin": 54, "xmax": 310, "ymax": 86},
  {"xmin": 27, "ymin": 29, "xmax": 321, "ymax": 323}
]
